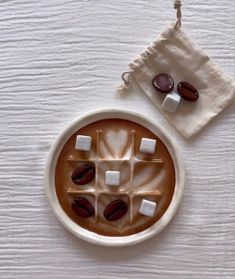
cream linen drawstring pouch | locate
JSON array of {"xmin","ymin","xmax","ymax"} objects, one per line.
[{"xmin": 117, "ymin": 0, "xmax": 235, "ymax": 139}]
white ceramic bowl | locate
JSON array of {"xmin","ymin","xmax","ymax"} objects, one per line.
[{"xmin": 45, "ymin": 109, "xmax": 185, "ymax": 246}]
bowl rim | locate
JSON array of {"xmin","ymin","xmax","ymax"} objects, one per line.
[{"xmin": 44, "ymin": 108, "xmax": 185, "ymax": 247}]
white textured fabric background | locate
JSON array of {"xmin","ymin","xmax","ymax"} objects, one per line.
[{"xmin": 0, "ymin": 1, "xmax": 234, "ymax": 278}]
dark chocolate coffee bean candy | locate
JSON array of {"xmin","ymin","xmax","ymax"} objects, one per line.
[
  {"xmin": 152, "ymin": 73, "xmax": 174, "ymax": 93},
  {"xmin": 71, "ymin": 164, "xmax": 95, "ymax": 185},
  {"xmin": 177, "ymin": 81, "xmax": 199, "ymax": 101},
  {"xmin": 72, "ymin": 197, "xmax": 95, "ymax": 218},
  {"xmin": 103, "ymin": 199, "xmax": 128, "ymax": 221}
]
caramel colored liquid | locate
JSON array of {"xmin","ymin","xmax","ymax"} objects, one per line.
[{"xmin": 55, "ymin": 119, "xmax": 175, "ymax": 236}]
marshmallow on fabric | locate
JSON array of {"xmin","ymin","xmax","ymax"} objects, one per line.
[
  {"xmin": 75, "ymin": 135, "xmax": 92, "ymax": 151},
  {"xmin": 105, "ymin": 171, "xmax": 120, "ymax": 186},
  {"xmin": 139, "ymin": 199, "xmax": 157, "ymax": 217},
  {"xmin": 139, "ymin": 138, "xmax": 156, "ymax": 154},
  {"xmin": 162, "ymin": 91, "xmax": 181, "ymax": 113}
]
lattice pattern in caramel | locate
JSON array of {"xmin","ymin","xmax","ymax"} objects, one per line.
[{"xmin": 55, "ymin": 118, "xmax": 175, "ymax": 236}]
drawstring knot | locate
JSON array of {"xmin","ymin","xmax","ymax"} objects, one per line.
[{"xmin": 174, "ymin": 0, "xmax": 182, "ymax": 28}]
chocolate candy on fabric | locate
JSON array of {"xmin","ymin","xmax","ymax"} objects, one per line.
[
  {"xmin": 152, "ymin": 73, "xmax": 174, "ymax": 93},
  {"xmin": 177, "ymin": 81, "xmax": 199, "ymax": 101}
]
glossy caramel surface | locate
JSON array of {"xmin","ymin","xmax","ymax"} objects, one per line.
[{"xmin": 55, "ymin": 119, "xmax": 175, "ymax": 236}]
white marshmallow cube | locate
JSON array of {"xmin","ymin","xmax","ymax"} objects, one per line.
[
  {"xmin": 139, "ymin": 138, "xmax": 156, "ymax": 154},
  {"xmin": 105, "ymin": 171, "xmax": 120, "ymax": 186},
  {"xmin": 139, "ymin": 199, "xmax": 157, "ymax": 217},
  {"xmin": 75, "ymin": 135, "xmax": 92, "ymax": 151},
  {"xmin": 162, "ymin": 91, "xmax": 181, "ymax": 113}
]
